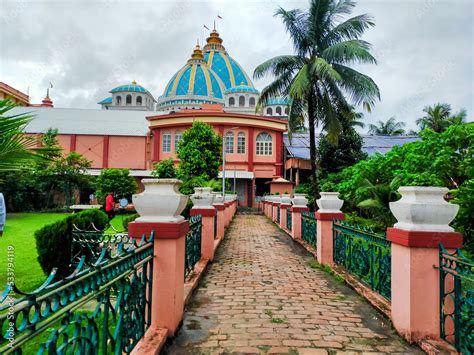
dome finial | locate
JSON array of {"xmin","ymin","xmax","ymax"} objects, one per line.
[
  {"xmin": 132, "ymin": 80, "xmax": 137, "ymax": 85},
  {"xmin": 189, "ymin": 41, "xmax": 204, "ymax": 62}
]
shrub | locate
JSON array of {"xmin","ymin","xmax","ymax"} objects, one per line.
[
  {"xmin": 122, "ymin": 213, "xmax": 139, "ymax": 230},
  {"xmin": 151, "ymin": 158, "xmax": 177, "ymax": 178},
  {"xmin": 95, "ymin": 168, "xmax": 137, "ymax": 201},
  {"xmin": 35, "ymin": 209, "xmax": 108, "ymax": 277}
]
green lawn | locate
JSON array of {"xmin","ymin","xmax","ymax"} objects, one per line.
[{"xmin": 0, "ymin": 213, "xmax": 126, "ymax": 293}]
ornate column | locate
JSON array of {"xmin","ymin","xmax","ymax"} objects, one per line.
[
  {"xmin": 191, "ymin": 187, "xmax": 216, "ymax": 261},
  {"xmin": 279, "ymin": 193, "xmax": 292, "ymax": 230},
  {"xmin": 128, "ymin": 179, "xmax": 189, "ymax": 335},
  {"xmin": 291, "ymin": 193, "xmax": 309, "ymax": 240},
  {"xmin": 388, "ymin": 187, "xmax": 462, "ymax": 343},
  {"xmin": 315, "ymin": 192, "xmax": 345, "ymax": 265}
]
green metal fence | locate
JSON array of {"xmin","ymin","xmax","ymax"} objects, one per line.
[
  {"xmin": 439, "ymin": 244, "xmax": 473, "ymax": 353},
  {"xmin": 0, "ymin": 233, "xmax": 154, "ymax": 354},
  {"xmin": 301, "ymin": 211, "xmax": 316, "ymax": 248},
  {"xmin": 286, "ymin": 207, "xmax": 292, "ymax": 232},
  {"xmin": 277, "ymin": 206, "xmax": 280, "ymax": 224},
  {"xmin": 185, "ymin": 215, "xmax": 202, "ymax": 279},
  {"xmin": 214, "ymin": 212, "xmax": 218, "ymax": 239},
  {"xmin": 333, "ymin": 221, "xmax": 391, "ymax": 300}
]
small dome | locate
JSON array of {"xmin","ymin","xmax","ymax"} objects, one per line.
[
  {"xmin": 267, "ymin": 97, "xmax": 291, "ymax": 105},
  {"xmin": 98, "ymin": 97, "xmax": 112, "ymax": 104},
  {"xmin": 110, "ymin": 81, "xmax": 151, "ymax": 94},
  {"xmin": 225, "ymin": 83, "xmax": 259, "ymax": 94}
]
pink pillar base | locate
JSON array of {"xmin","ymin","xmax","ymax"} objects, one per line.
[
  {"xmin": 128, "ymin": 220, "xmax": 188, "ymax": 336},
  {"xmin": 272, "ymin": 204, "xmax": 279, "ymax": 223},
  {"xmin": 191, "ymin": 208, "xmax": 216, "ymax": 261},
  {"xmin": 315, "ymin": 212, "xmax": 345, "ymax": 265},
  {"xmin": 213, "ymin": 204, "xmax": 225, "ymax": 239},
  {"xmin": 387, "ymin": 228, "xmax": 463, "ymax": 343},
  {"xmin": 279, "ymin": 204, "xmax": 291, "ymax": 230},
  {"xmin": 291, "ymin": 206, "xmax": 309, "ymax": 240}
]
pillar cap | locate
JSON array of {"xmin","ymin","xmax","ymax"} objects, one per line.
[
  {"xmin": 291, "ymin": 206, "xmax": 309, "ymax": 213},
  {"xmin": 387, "ymin": 228, "xmax": 463, "ymax": 248},
  {"xmin": 280, "ymin": 203, "xmax": 292, "ymax": 209},
  {"xmin": 213, "ymin": 203, "xmax": 226, "ymax": 211},
  {"xmin": 128, "ymin": 220, "xmax": 189, "ymax": 239},
  {"xmin": 191, "ymin": 208, "xmax": 216, "ymax": 217},
  {"xmin": 315, "ymin": 211, "xmax": 345, "ymax": 220}
]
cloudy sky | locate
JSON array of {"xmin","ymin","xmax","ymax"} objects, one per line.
[{"xmin": 1, "ymin": 0, "xmax": 472, "ymax": 131}]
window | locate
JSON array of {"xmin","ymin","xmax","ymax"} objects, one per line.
[
  {"xmin": 249, "ymin": 97, "xmax": 255, "ymax": 107},
  {"xmin": 284, "ymin": 107, "xmax": 289, "ymax": 115},
  {"xmin": 276, "ymin": 106, "xmax": 282, "ymax": 115},
  {"xmin": 116, "ymin": 96, "xmax": 122, "ymax": 105},
  {"xmin": 126, "ymin": 94, "xmax": 132, "ymax": 105},
  {"xmin": 256, "ymin": 132, "xmax": 272, "ymax": 155},
  {"xmin": 239, "ymin": 96, "xmax": 245, "ymax": 107},
  {"xmin": 229, "ymin": 97, "xmax": 235, "ymax": 107},
  {"xmin": 266, "ymin": 107, "xmax": 272, "ymax": 115},
  {"xmin": 225, "ymin": 131, "xmax": 234, "ymax": 153},
  {"xmin": 237, "ymin": 132, "xmax": 246, "ymax": 154},
  {"xmin": 175, "ymin": 131, "xmax": 182, "ymax": 152},
  {"xmin": 162, "ymin": 131, "xmax": 171, "ymax": 152},
  {"xmin": 137, "ymin": 96, "xmax": 142, "ymax": 105}
]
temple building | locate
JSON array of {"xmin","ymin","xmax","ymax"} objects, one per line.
[{"xmin": 9, "ymin": 28, "xmax": 417, "ymax": 207}]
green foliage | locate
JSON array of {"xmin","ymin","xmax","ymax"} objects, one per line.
[
  {"xmin": 122, "ymin": 213, "xmax": 139, "ymax": 230},
  {"xmin": 151, "ymin": 158, "xmax": 177, "ymax": 178},
  {"xmin": 416, "ymin": 103, "xmax": 467, "ymax": 133},
  {"xmin": 177, "ymin": 121, "xmax": 222, "ymax": 181},
  {"xmin": 95, "ymin": 168, "xmax": 137, "ymax": 201},
  {"xmin": 319, "ymin": 120, "xmax": 367, "ymax": 175},
  {"xmin": 321, "ymin": 123, "xmax": 473, "ymax": 252},
  {"xmin": 451, "ymin": 180, "xmax": 474, "ymax": 254},
  {"xmin": 368, "ymin": 117, "xmax": 405, "ymax": 136},
  {"xmin": 254, "ymin": 0, "xmax": 380, "ymax": 202},
  {"xmin": 35, "ymin": 209, "xmax": 108, "ymax": 277}
]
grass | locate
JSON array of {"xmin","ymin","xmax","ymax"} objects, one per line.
[
  {"xmin": 0, "ymin": 213, "xmax": 125, "ymax": 292},
  {"xmin": 306, "ymin": 258, "xmax": 345, "ymax": 283}
]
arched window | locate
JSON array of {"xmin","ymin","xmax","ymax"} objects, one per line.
[
  {"xmin": 256, "ymin": 132, "xmax": 272, "ymax": 155},
  {"xmin": 162, "ymin": 131, "xmax": 171, "ymax": 152},
  {"xmin": 239, "ymin": 96, "xmax": 245, "ymax": 107},
  {"xmin": 249, "ymin": 97, "xmax": 255, "ymax": 107},
  {"xmin": 136, "ymin": 96, "xmax": 142, "ymax": 106},
  {"xmin": 229, "ymin": 97, "xmax": 235, "ymax": 107},
  {"xmin": 276, "ymin": 106, "xmax": 282, "ymax": 115},
  {"xmin": 116, "ymin": 95, "xmax": 122, "ymax": 105},
  {"xmin": 126, "ymin": 94, "xmax": 132, "ymax": 105},
  {"xmin": 284, "ymin": 107, "xmax": 289, "ymax": 115},
  {"xmin": 225, "ymin": 131, "xmax": 234, "ymax": 153},
  {"xmin": 266, "ymin": 107, "xmax": 273, "ymax": 115},
  {"xmin": 175, "ymin": 130, "xmax": 182, "ymax": 152},
  {"xmin": 237, "ymin": 132, "xmax": 246, "ymax": 154}
]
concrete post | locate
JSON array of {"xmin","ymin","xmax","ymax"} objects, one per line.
[
  {"xmin": 387, "ymin": 187, "xmax": 463, "ymax": 343},
  {"xmin": 291, "ymin": 193, "xmax": 309, "ymax": 240},
  {"xmin": 213, "ymin": 203, "xmax": 225, "ymax": 240},
  {"xmin": 190, "ymin": 188, "xmax": 217, "ymax": 261}
]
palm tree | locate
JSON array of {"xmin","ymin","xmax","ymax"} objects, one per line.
[
  {"xmin": 254, "ymin": 0, "xmax": 380, "ymax": 201},
  {"xmin": 416, "ymin": 103, "xmax": 467, "ymax": 133},
  {"xmin": 0, "ymin": 99, "xmax": 51, "ymax": 171},
  {"xmin": 368, "ymin": 117, "xmax": 405, "ymax": 135}
]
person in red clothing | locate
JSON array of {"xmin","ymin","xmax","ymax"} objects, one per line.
[{"xmin": 105, "ymin": 193, "xmax": 115, "ymax": 220}]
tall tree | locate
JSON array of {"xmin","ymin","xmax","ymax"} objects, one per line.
[
  {"xmin": 416, "ymin": 103, "xmax": 467, "ymax": 133},
  {"xmin": 254, "ymin": 0, "xmax": 380, "ymax": 202},
  {"xmin": 0, "ymin": 99, "xmax": 55, "ymax": 171},
  {"xmin": 368, "ymin": 117, "xmax": 405, "ymax": 135}
]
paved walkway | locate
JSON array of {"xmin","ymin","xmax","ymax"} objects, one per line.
[{"xmin": 164, "ymin": 215, "xmax": 420, "ymax": 354}]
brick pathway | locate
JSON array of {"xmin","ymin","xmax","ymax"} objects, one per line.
[{"xmin": 164, "ymin": 215, "xmax": 420, "ymax": 354}]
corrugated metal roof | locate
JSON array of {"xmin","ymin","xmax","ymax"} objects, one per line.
[
  {"xmin": 284, "ymin": 133, "xmax": 419, "ymax": 159},
  {"xmin": 13, "ymin": 107, "xmax": 162, "ymax": 136}
]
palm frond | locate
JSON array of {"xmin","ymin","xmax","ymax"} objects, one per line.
[{"xmin": 322, "ymin": 39, "xmax": 377, "ymax": 65}]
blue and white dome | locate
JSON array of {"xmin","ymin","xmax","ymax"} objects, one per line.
[
  {"xmin": 203, "ymin": 30, "xmax": 255, "ymax": 91},
  {"xmin": 225, "ymin": 83, "xmax": 259, "ymax": 94},
  {"xmin": 110, "ymin": 83, "xmax": 151, "ymax": 94},
  {"xmin": 157, "ymin": 44, "xmax": 226, "ymax": 110}
]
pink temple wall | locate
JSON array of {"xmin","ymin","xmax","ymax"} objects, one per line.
[{"xmin": 108, "ymin": 136, "xmax": 147, "ymax": 169}]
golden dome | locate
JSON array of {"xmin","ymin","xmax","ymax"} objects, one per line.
[
  {"xmin": 203, "ymin": 29, "xmax": 226, "ymax": 52},
  {"xmin": 188, "ymin": 43, "xmax": 204, "ymax": 62}
]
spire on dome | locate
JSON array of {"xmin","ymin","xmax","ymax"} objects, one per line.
[
  {"xmin": 41, "ymin": 88, "xmax": 54, "ymax": 108},
  {"xmin": 203, "ymin": 28, "xmax": 226, "ymax": 52},
  {"xmin": 188, "ymin": 42, "xmax": 204, "ymax": 63}
]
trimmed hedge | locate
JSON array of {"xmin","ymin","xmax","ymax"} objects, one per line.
[
  {"xmin": 122, "ymin": 213, "xmax": 139, "ymax": 230},
  {"xmin": 35, "ymin": 209, "xmax": 108, "ymax": 277}
]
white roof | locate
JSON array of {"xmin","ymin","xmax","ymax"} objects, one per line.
[
  {"xmin": 218, "ymin": 170, "xmax": 254, "ymax": 179},
  {"xmin": 12, "ymin": 107, "xmax": 165, "ymax": 137}
]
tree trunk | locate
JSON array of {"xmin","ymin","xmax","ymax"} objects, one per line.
[{"xmin": 307, "ymin": 93, "xmax": 320, "ymax": 208}]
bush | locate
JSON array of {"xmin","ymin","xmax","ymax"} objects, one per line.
[
  {"xmin": 151, "ymin": 158, "xmax": 177, "ymax": 178},
  {"xmin": 35, "ymin": 209, "xmax": 108, "ymax": 277},
  {"xmin": 122, "ymin": 213, "xmax": 139, "ymax": 230},
  {"xmin": 95, "ymin": 168, "xmax": 137, "ymax": 202}
]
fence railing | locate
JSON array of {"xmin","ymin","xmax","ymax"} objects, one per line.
[
  {"xmin": 439, "ymin": 244, "xmax": 473, "ymax": 354},
  {"xmin": 301, "ymin": 211, "xmax": 316, "ymax": 248},
  {"xmin": 185, "ymin": 214, "xmax": 202, "ymax": 278},
  {"xmin": 277, "ymin": 206, "xmax": 280, "ymax": 224},
  {"xmin": 333, "ymin": 221, "xmax": 391, "ymax": 300},
  {"xmin": 286, "ymin": 207, "xmax": 292, "ymax": 231},
  {"xmin": 0, "ymin": 234, "xmax": 154, "ymax": 354},
  {"xmin": 214, "ymin": 212, "xmax": 218, "ymax": 239}
]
